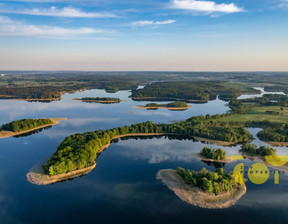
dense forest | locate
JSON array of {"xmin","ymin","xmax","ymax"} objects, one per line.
[
  {"xmin": 176, "ymin": 167, "xmax": 240, "ymax": 195},
  {"xmin": 240, "ymin": 143, "xmax": 276, "ymax": 156},
  {"xmin": 257, "ymin": 125, "xmax": 288, "ymax": 142},
  {"xmin": 131, "ymin": 81, "xmax": 241, "ymax": 101},
  {"xmin": 43, "ymin": 115, "xmax": 253, "ymax": 176},
  {"xmin": 200, "ymin": 147, "xmax": 226, "ymax": 161},
  {"xmin": 0, "ymin": 119, "xmax": 53, "ymax": 132}
]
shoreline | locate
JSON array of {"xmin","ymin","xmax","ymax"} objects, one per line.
[
  {"xmin": 193, "ymin": 136, "xmax": 233, "ymax": 146},
  {"xmin": 266, "ymin": 141, "xmax": 288, "ymax": 147},
  {"xmin": 157, "ymin": 169, "xmax": 246, "ymax": 209},
  {"xmin": 133, "ymin": 105, "xmax": 192, "ymax": 110},
  {"xmin": 0, "ymin": 118, "xmax": 67, "ymax": 139}
]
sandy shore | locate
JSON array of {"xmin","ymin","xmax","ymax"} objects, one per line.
[
  {"xmin": 133, "ymin": 105, "xmax": 192, "ymax": 111},
  {"xmin": 157, "ymin": 169, "xmax": 246, "ymax": 209},
  {"xmin": 266, "ymin": 141, "xmax": 288, "ymax": 147},
  {"xmin": 198, "ymin": 153, "xmax": 237, "ymax": 163},
  {"xmin": 0, "ymin": 118, "xmax": 67, "ymax": 139},
  {"xmin": 193, "ymin": 136, "xmax": 232, "ymax": 146}
]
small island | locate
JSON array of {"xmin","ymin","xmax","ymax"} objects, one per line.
[
  {"xmin": 0, "ymin": 118, "xmax": 66, "ymax": 139},
  {"xmin": 73, "ymin": 97, "xmax": 127, "ymax": 104},
  {"xmin": 199, "ymin": 147, "xmax": 235, "ymax": 163},
  {"xmin": 133, "ymin": 101, "xmax": 192, "ymax": 111},
  {"xmin": 157, "ymin": 167, "xmax": 246, "ymax": 209}
]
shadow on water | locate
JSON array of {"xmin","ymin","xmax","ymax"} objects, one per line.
[
  {"xmin": 201, "ymin": 160, "xmax": 226, "ymax": 168},
  {"xmin": 13, "ymin": 126, "xmax": 53, "ymax": 138}
]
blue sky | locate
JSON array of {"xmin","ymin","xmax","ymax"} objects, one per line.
[{"xmin": 0, "ymin": 0, "xmax": 287, "ymax": 71}]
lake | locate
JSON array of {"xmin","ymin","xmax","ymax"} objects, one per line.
[{"xmin": 0, "ymin": 89, "xmax": 288, "ymax": 224}]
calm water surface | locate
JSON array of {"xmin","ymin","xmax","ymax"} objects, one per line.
[{"xmin": 0, "ymin": 89, "xmax": 288, "ymax": 224}]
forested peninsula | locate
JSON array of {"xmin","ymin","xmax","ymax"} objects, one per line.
[{"xmin": 0, "ymin": 118, "xmax": 66, "ymax": 138}]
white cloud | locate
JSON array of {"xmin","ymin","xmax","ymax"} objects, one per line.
[
  {"xmin": 131, "ymin": 19, "xmax": 176, "ymax": 27},
  {"xmin": 0, "ymin": 16, "xmax": 111, "ymax": 37},
  {"xmin": 171, "ymin": 0, "xmax": 243, "ymax": 13},
  {"xmin": 0, "ymin": 6, "xmax": 118, "ymax": 18}
]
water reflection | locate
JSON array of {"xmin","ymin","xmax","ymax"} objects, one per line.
[{"xmin": 13, "ymin": 126, "xmax": 52, "ymax": 138}]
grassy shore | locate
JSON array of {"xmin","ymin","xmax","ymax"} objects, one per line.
[
  {"xmin": 157, "ymin": 169, "xmax": 246, "ymax": 209},
  {"xmin": 0, "ymin": 118, "xmax": 66, "ymax": 139},
  {"xmin": 218, "ymin": 105, "xmax": 288, "ymax": 124}
]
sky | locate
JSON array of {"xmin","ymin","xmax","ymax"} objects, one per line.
[{"xmin": 0, "ymin": 0, "xmax": 287, "ymax": 71}]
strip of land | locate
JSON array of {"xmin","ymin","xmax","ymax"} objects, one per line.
[
  {"xmin": 131, "ymin": 96, "xmax": 208, "ymax": 103},
  {"xmin": 0, "ymin": 118, "xmax": 66, "ymax": 139},
  {"xmin": 157, "ymin": 169, "xmax": 246, "ymax": 209},
  {"xmin": 133, "ymin": 105, "xmax": 192, "ymax": 110},
  {"xmin": 73, "ymin": 98, "xmax": 128, "ymax": 103}
]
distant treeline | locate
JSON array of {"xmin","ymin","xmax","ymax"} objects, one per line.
[
  {"xmin": 0, "ymin": 119, "xmax": 53, "ymax": 132},
  {"xmin": 176, "ymin": 167, "xmax": 240, "ymax": 195},
  {"xmin": 240, "ymin": 94, "xmax": 288, "ymax": 107},
  {"xmin": 43, "ymin": 115, "xmax": 253, "ymax": 176},
  {"xmin": 131, "ymin": 81, "xmax": 241, "ymax": 101}
]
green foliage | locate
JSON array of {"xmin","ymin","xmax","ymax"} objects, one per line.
[
  {"xmin": 176, "ymin": 167, "xmax": 240, "ymax": 195},
  {"xmin": 257, "ymin": 125, "xmax": 288, "ymax": 142},
  {"xmin": 166, "ymin": 101, "xmax": 188, "ymax": 108},
  {"xmin": 146, "ymin": 103, "xmax": 159, "ymax": 107},
  {"xmin": 200, "ymin": 147, "xmax": 226, "ymax": 160},
  {"xmin": 240, "ymin": 143, "xmax": 276, "ymax": 156},
  {"xmin": 0, "ymin": 119, "xmax": 53, "ymax": 132}
]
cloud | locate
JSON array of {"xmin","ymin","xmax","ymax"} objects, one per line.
[
  {"xmin": 131, "ymin": 19, "xmax": 176, "ymax": 27},
  {"xmin": 0, "ymin": 6, "xmax": 118, "ymax": 18},
  {"xmin": 0, "ymin": 16, "xmax": 111, "ymax": 37},
  {"xmin": 171, "ymin": 0, "xmax": 243, "ymax": 13}
]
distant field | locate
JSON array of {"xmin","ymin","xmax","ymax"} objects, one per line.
[{"xmin": 218, "ymin": 105, "xmax": 288, "ymax": 124}]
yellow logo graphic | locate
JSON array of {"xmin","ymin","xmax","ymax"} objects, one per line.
[
  {"xmin": 233, "ymin": 163, "xmax": 244, "ymax": 184},
  {"xmin": 248, "ymin": 163, "xmax": 270, "ymax": 185},
  {"xmin": 265, "ymin": 155, "xmax": 288, "ymax": 167}
]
